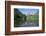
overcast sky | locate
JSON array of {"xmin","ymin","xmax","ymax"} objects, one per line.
[{"xmin": 17, "ymin": 8, "xmax": 39, "ymax": 15}]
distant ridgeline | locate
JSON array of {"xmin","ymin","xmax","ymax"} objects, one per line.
[{"xmin": 14, "ymin": 9, "xmax": 26, "ymax": 27}]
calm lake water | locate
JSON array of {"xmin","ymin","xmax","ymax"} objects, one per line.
[{"xmin": 15, "ymin": 21, "xmax": 39, "ymax": 27}]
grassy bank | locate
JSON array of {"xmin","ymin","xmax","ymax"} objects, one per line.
[{"xmin": 27, "ymin": 15, "xmax": 39, "ymax": 23}]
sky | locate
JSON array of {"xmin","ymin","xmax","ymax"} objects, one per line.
[{"xmin": 17, "ymin": 8, "xmax": 39, "ymax": 15}]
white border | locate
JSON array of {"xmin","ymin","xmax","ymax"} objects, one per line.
[{"xmin": 11, "ymin": 5, "xmax": 42, "ymax": 31}]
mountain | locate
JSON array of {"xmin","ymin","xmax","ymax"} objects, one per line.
[{"xmin": 14, "ymin": 8, "xmax": 23, "ymax": 15}]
